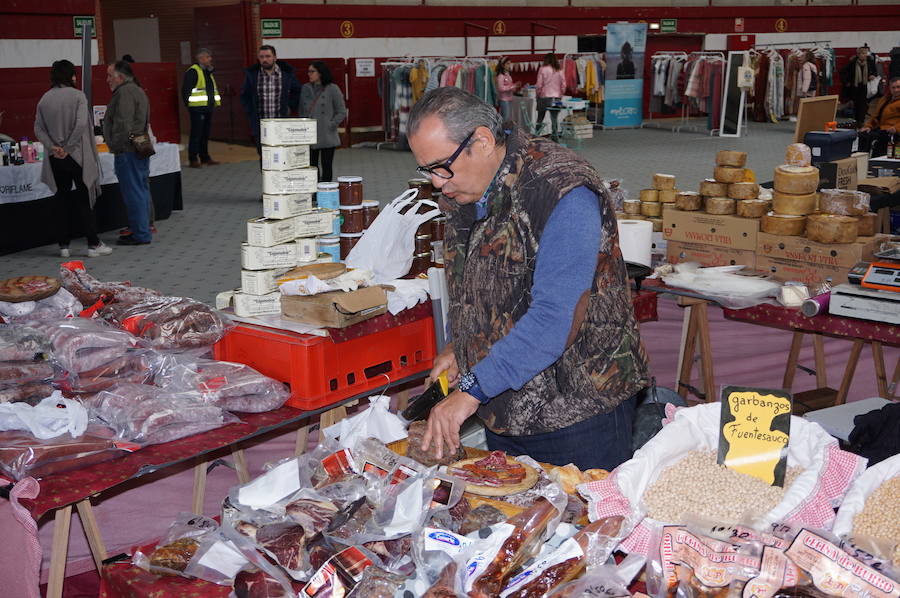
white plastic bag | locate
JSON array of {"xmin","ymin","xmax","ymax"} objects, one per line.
[
  {"xmin": 0, "ymin": 392, "xmax": 88, "ymax": 439},
  {"xmin": 832, "ymin": 452, "xmax": 900, "ymax": 538},
  {"xmin": 579, "ymin": 403, "xmax": 867, "ymax": 556},
  {"xmin": 322, "ymin": 395, "xmax": 408, "ymax": 449},
  {"xmin": 345, "ymin": 189, "xmax": 441, "ymax": 283},
  {"xmin": 867, "ymin": 75, "xmax": 882, "ymax": 99}
]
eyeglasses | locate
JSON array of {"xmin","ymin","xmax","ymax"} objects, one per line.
[
  {"xmin": 308, "ymin": 69, "xmax": 318, "ymax": 73},
  {"xmin": 415, "ymin": 131, "xmax": 475, "ymax": 180}
]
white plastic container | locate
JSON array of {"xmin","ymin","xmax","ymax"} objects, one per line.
[
  {"xmin": 262, "ymin": 167, "xmax": 318, "ymax": 195},
  {"xmin": 260, "ymin": 118, "xmax": 317, "ymax": 146},
  {"xmin": 263, "ymin": 193, "xmax": 313, "ymax": 219},
  {"xmin": 261, "ymin": 144, "xmax": 310, "ymax": 171}
]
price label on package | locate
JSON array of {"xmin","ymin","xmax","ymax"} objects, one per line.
[{"xmin": 717, "ymin": 386, "xmax": 792, "ymax": 486}]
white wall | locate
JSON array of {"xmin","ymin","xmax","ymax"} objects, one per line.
[
  {"xmin": 0, "ymin": 40, "xmax": 100, "ymax": 69},
  {"xmin": 705, "ymin": 31, "xmax": 900, "ymax": 52}
]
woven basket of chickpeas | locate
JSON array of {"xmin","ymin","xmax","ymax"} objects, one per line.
[
  {"xmin": 578, "ymin": 403, "xmax": 867, "ymax": 555},
  {"xmin": 832, "ymin": 453, "xmax": 900, "ymax": 568}
]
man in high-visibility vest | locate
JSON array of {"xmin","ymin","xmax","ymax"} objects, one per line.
[{"xmin": 181, "ymin": 48, "xmax": 221, "ymax": 168}]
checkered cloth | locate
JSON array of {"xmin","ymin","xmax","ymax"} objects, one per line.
[{"xmin": 257, "ymin": 63, "xmax": 282, "ymax": 119}]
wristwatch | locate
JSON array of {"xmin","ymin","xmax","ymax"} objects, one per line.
[{"xmin": 457, "ymin": 371, "xmax": 489, "ymax": 404}]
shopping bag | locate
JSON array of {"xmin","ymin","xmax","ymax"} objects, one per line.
[{"xmin": 345, "ymin": 188, "xmax": 441, "ymax": 283}]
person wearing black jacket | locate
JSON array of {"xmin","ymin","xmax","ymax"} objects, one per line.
[
  {"xmin": 841, "ymin": 45, "xmax": 878, "ymax": 128},
  {"xmin": 182, "ymin": 48, "xmax": 220, "ymax": 168},
  {"xmin": 239, "ymin": 45, "xmax": 301, "ymax": 154}
]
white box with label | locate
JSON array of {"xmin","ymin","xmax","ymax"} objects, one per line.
[
  {"xmin": 240, "ymin": 269, "xmax": 288, "ymax": 295},
  {"xmin": 263, "ymin": 193, "xmax": 313, "ymax": 219},
  {"xmin": 260, "ymin": 118, "xmax": 317, "ymax": 146},
  {"xmin": 261, "ymin": 144, "xmax": 310, "ymax": 171},
  {"xmin": 233, "ymin": 291, "xmax": 282, "ymax": 317},
  {"xmin": 247, "ymin": 217, "xmax": 297, "ymax": 248},
  {"xmin": 241, "ymin": 242, "xmax": 297, "ymax": 270},
  {"xmin": 262, "ymin": 168, "xmax": 318, "ymax": 195},
  {"xmin": 295, "ymin": 208, "xmax": 336, "ymax": 237}
]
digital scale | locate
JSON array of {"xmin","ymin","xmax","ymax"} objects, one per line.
[
  {"xmin": 829, "ymin": 282, "xmax": 900, "ymax": 324},
  {"xmin": 860, "ymin": 262, "xmax": 900, "ymax": 292}
]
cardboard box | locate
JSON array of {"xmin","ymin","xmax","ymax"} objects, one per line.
[
  {"xmin": 869, "ymin": 156, "xmax": 900, "ymax": 178},
  {"xmin": 262, "ymin": 168, "xmax": 318, "ymax": 195},
  {"xmin": 260, "ymin": 118, "xmax": 317, "ymax": 146},
  {"xmin": 263, "ymin": 193, "xmax": 313, "ymax": 219},
  {"xmin": 851, "ymin": 152, "xmax": 868, "ymax": 183},
  {"xmin": 295, "ymin": 208, "xmax": 336, "ymax": 237},
  {"xmin": 234, "ymin": 291, "xmax": 282, "ymax": 317},
  {"xmin": 281, "ymin": 286, "xmax": 388, "ymax": 328},
  {"xmin": 857, "ymin": 176, "xmax": 900, "ymax": 196},
  {"xmin": 755, "ymin": 255, "xmax": 850, "ymax": 286},
  {"xmin": 666, "ymin": 240, "xmax": 756, "ymax": 268},
  {"xmin": 241, "ymin": 242, "xmax": 298, "ymax": 270},
  {"xmin": 261, "ymin": 144, "xmax": 310, "ymax": 171},
  {"xmin": 247, "ymin": 217, "xmax": 297, "ymax": 247},
  {"xmin": 662, "ymin": 206, "xmax": 759, "ymax": 251},
  {"xmin": 817, "ymin": 156, "xmax": 858, "ymax": 190},
  {"xmin": 756, "ymin": 232, "xmax": 885, "ymax": 269},
  {"xmin": 241, "ymin": 269, "xmax": 286, "ymax": 295}
]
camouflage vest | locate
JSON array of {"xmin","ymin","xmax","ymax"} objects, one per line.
[{"xmin": 443, "ymin": 126, "xmax": 649, "ymax": 436}]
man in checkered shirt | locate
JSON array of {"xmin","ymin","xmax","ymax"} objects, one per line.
[{"xmin": 240, "ymin": 45, "xmax": 302, "ymax": 155}]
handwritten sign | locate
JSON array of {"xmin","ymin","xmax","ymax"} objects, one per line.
[{"xmin": 718, "ymin": 386, "xmax": 792, "ymax": 486}]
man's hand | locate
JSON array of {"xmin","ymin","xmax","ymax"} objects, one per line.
[
  {"xmin": 426, "ymin": 343, "xmax": 459, "ymax": 387},
  {"xmin": 869, "ymin": 75, "xmax": 877, "ymax": 81},
  {"xmin": 859, "ymin": 126, "xmax": 871, "ymax": 134},
  {"xmin": 887, "ymin": 127, "xmax": 897, "ymax": 135},
  {"xmin": 52, "ymin": 146, "xmax": 67, "ymax": 159},
  {"xmin": 421, "ymin": 390, "xmax": 480, "ymax": 461}
]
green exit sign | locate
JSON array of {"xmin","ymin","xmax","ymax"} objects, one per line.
[
  {"xmin": 261, "ymin": 19, "xmax": 282, "ymax": 38},
  {"xmin": 660, "ymin": 18, "xmax": 677, "ymax": 33},
  {"xmin": 73, "ymin": 16, "xmax": 96, "ymax": 38}
]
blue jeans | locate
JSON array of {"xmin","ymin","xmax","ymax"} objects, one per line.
[
  {"xmin": 484, "ymin": 395, "xmax": 637, "ymax": 470},
  {"xmin": 114, "ymin": 152, "xmax": 152, "ymax": 243}
]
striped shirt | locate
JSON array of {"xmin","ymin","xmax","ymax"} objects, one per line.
[{"xmin": 257, "ymin": 63, "xmax": 282, "ymax": 118}]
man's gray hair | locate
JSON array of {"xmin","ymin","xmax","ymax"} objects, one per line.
[
  {"xmin": 196, "ymin": 48, "xmax": 211, "ymax": 58},
  {"xmin": 408, "ymin": 87, "xmax": 505, "ymax": 145}
]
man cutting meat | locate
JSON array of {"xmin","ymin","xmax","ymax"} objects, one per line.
[{"xmin": 408, "ymin": 87, "xmax": 649, "ymax": 471}]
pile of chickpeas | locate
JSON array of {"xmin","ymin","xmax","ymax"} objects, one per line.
[{"xmin": 852, "ymin": 476, "xmax": 900, "ymax": 567}]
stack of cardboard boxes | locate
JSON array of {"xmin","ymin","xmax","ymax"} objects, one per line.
[{"xmin": 233, "ymin": 118, "xmax": 337, "ymax": 317}]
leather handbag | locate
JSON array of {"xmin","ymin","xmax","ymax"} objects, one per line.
[{"xmin": 130, "ymin": 130, "xmax": 155, "ymax": 160}]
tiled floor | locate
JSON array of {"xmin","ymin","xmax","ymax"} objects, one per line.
[{"xmin": 0, "ymin": 119, "xmax": 798, "ymax": 301}]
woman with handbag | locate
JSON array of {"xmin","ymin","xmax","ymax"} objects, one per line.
[
  {"xmin": 103, "ymin": 60, "xmax": 153, "ymax": 246},
  {"xmin": 34, "ymin": 60, "xmax": 110, "ymax": 258},
  {"xmin": 300, "ymin": 61, "xmax": 346, "ymax": 184}
]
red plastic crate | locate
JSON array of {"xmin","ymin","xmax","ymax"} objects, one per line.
[{"xmin": 213, "ymin": 316, "xmax": 436, "ymax": 411}]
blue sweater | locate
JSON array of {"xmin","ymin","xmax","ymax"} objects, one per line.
[{"xmin": 467, "ymin": 185, "xmax": 602, "ymax": 402}]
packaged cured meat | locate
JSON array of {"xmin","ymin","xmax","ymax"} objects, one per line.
[
  {"xmin": 464, "ymin": 496, "xmax": 565, "ymax": 598},
  {"xmin": 406, "ymin": 419, "xmax": 466, "ymax": 466},
  {"xmin": 58, "ymin": 261, "xmax": 159, "ymax": 308},
  {"xmin": 459, "ymin": 504, "xmax": 507, "ymax": 536},
  {"xmin": 346, "ymin": 565, "xmax": 407, "ymax": 598},
  {"xmin": 0, "ymin": 288, "xmax": 80, "ymax": 324},
  {"xmin": 301, "ymin": 545, "xmax": 377, "ymax": 597},
  {"xmin": 0, "ymin": 423, "xmax": 120, "ymax": 479},
  {"xmin": 98, "ymin": 295, "xmax": 233, "ymax": 351},
  {"xmin": 153, "ymin": 357, "xmax": 289, "ymax": 413},
  {"xmin": 226, "ymin": 509, "xmax": 313, "ymax": 581},
  {"xmin": 233, "ymin": 567, "xmax": 293, "ymax": 598},
  {"xmin": 502, "ymin": 516, "xmax": 627, "ymax": 598},
  {"xmin": 85, "ymin": 382, "xmax": 237, "ymax": 446},
  {"xmin": 0, "ymin": 325, "xmax": 51, "ymax": 362},
  {"xmin": 548, "ymin": 554, "xmax": 646, "ymax": 598}
]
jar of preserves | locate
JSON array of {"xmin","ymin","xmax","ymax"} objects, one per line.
[
  {"xmin": 339, "ymin": 232, "xmax": 363, "ymax": 260},
  {"xmin": 407, "ymin": 178, "xmax": 433, "ymax": 200},
  {"xmin": 339, "ymin": 204, "xmax": 364, "ymax": 234},
  {"xmin": 318, "ymin": 236, "xmax": 340, "ymax": 262},
  {"xmin": 361, "ymin": 200, "xmax": 379, "ymax": 228},
  {"xmin": 430, "ymin": 216, "xmax": 446, "ymax": 241},
  {"xmin": 337, "ymin": 175, "xmax": 363, "ymax": 205},
  {"xmin": 408, "ymin": 252, "xmax": 432, "ymax": 277},
  {"xmin": 415, "ymin": 233, "xmax": 432, "ymax": 254},
  {"xmin": 316, "ymin": 182, "xmax": 339, "ymax": 210}
]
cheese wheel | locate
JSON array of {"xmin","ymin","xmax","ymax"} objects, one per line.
[
  {"xmin": 735, "ymin": 199, "xmax": 770, "ymax": 219},
  {"xmin": 716, "ymin": 150, "xmax": 747, "ymax": 168},
  {"xmin": 727, "ymin": 182, "xmax": 760, "ymax": 200},
  {"xmin": 675, "ymin": 191, "xmax": 702, "ymax": 211},
  {"xmin": 615, "ymin": 211, "xmax": 627, "ymax": 220},
  {"xmin": 773, "ymin": 165, "xmax": 819, "ymax": 195},
  {"xmin": 625, "ymin": 214, "xmax": 647, "ymax": 220},
  {"xmin": 772, "ymin": 190, "xmax": 817, "ymax": 216},
  {"xmin": 653, "ymin": 174, "xmax": 677, "ymax": 190},
  {"xmin": 762, "ymin": 212, "xmax": 806, "ymax": 236},
  {"xmin": 806, "ymin": 213, "xmax": 859, "ymax": 244},
  {"xmin": 699, "ymin": 179, "xmax": 728, "ymax": 196},
  {"xmin": 854, "ymin": 212, "xmax": 877, "ymax": 237},
  {"xmin": 639, "ymin": 189, "xmax": 659, "ymax": 202},
  {"xmin": 818, "ymin": 189, "xmax": 871, "ymax": 216},
  {"xmin": 649, "ymin": 217, "xmax": 663, "ymax": 232},
  {"xmin": 623, "ymin": 199, "xmax": 642, "ymax": 215},
  {"xmin": 704, "ymin": 196, "xmax": 736, "ymax": 215},
  {"xmin": 641, "ymin": 201, "xmax": 663, "ymax": 217},
  {"xmin": 714, "ymin": 166, "xmax": 745, "ymax": 184},
  {"xmin": 657, "ymin": 189, "xmax": 677, "ymax": 204},
  {"xmin": 785, "ymin": 143, "xmax": 812, "ymax": 167}
]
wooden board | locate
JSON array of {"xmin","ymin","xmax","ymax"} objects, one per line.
[
  {"xmin": 447, "ymin": 455, "xmax": 539, "ymax": 497},
  {"xmin": 794, "ymin": 95, "xmax": 839, "ymax": 143}
]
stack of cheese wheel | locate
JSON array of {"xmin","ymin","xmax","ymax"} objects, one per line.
[
  {"xmin": 810, "ymin": 189, "xmax": 869, "ymax": 243},
  {"xmin": 675, "ymin": 191, "xmax": 702, "ymax": 211},
  {"xmin": 702, "ymin": 151, "xmax": 747, "ymax": 216},
  {"xmin": 764, "ymin": 159, "xmax": 820, "ymax": 236},
  {"xmin": 641, "ymin": 173, "xmax": 676, "ymax": 230}
]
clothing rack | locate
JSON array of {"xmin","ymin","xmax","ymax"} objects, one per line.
[
  {"xmin": 754, "ymin": 40, "xmax": 831, "ymax": 49},
  {"xmin": 687, "ymin": 52, "xmax": 726, "ymax": 135},
  {"xmin": 643, "ymin": 52, "xmax": 689, "ymax": 132},
  {"xmin": 565, "ymin": 52, "xmax": 606, "ymax": 125}
]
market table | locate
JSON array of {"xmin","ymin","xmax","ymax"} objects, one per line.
[
  {"xmin": 0, "ymin": 143, "xmax": 182, "ymax": 255},
  {"xmin": 642, "ymin": 279, "xmax": 898, "ymax": 406}
]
